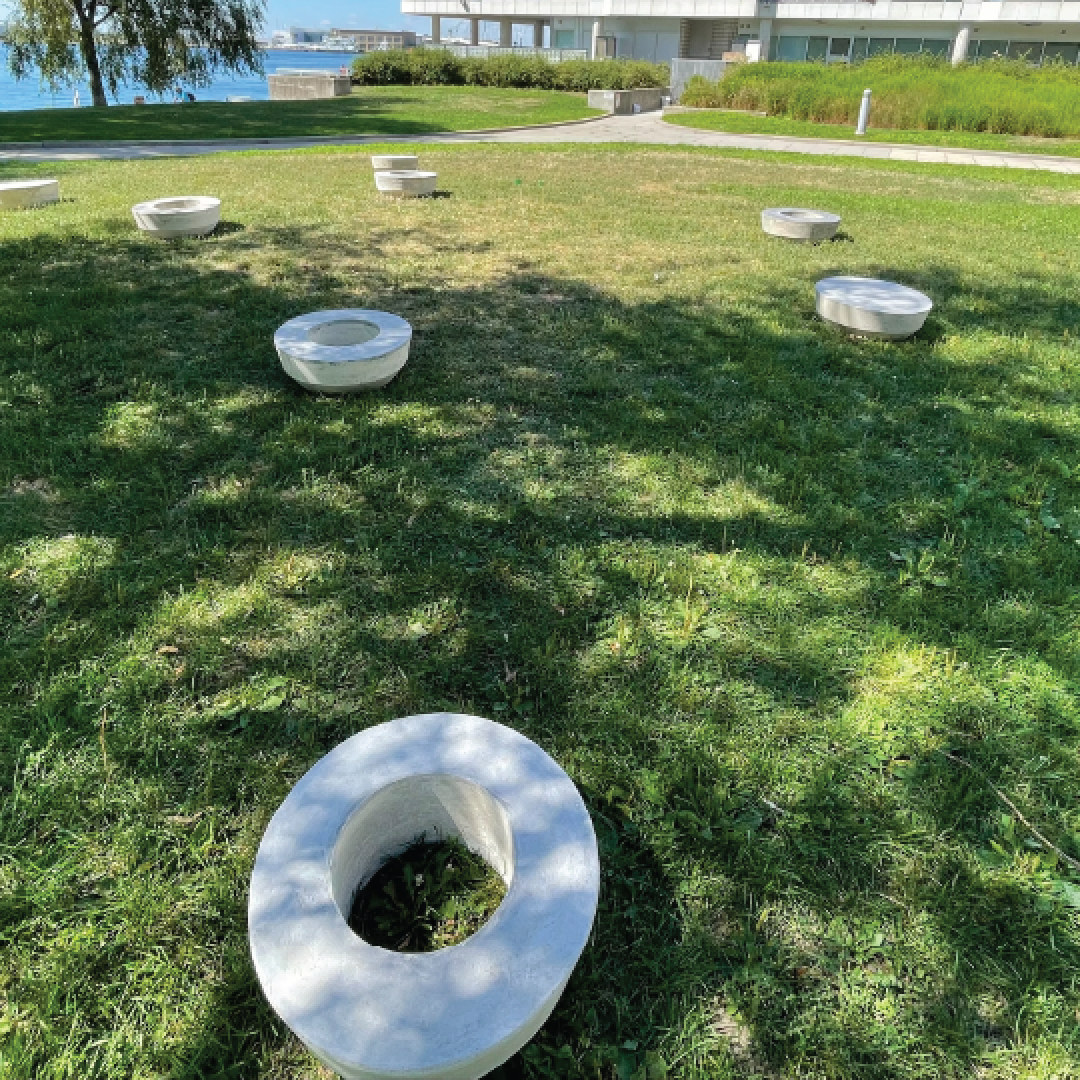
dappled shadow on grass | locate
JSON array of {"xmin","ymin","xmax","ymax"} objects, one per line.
[{"xmin": 1, "ymin": 218, "xmax": 1079, "ymax": 1079}]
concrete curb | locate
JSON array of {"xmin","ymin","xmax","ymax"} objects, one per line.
[
  {"xmin": 659, "ymin": 110, "xmax": 1080, "ymax": 168},
  {"xmin": 0, "ymin": 112, "xmax": 607, "ymax": 152}
]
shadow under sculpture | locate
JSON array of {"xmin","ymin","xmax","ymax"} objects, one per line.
[{"xmin": 248, "ymin": 713, "xmax": 601, "ymax": 1080}]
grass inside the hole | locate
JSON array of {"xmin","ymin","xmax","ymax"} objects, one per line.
[{"xmin": 348, "ymin": 837, "xmax": 507, "ymax": 952}]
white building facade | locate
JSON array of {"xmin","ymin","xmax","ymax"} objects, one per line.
[{"xmin": 403, "ymin": 0, "xmax": 1080, "ymax": 66}]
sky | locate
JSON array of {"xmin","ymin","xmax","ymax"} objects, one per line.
[{"xmin": 263, "ymin": 0, "xmax": 444, "ymax": 35}]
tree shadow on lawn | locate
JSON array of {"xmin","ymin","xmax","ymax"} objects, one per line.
[{"xmin": 1, "ymin": 226, "xmax": 1079, "ymax": 1078}]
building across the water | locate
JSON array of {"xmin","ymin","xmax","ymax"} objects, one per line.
[
  {"xmin": 333, "ymin": 28, "xmax": 419, "ymax": 49},
  {"xmin": 404, "ymin": 3, "xmax": 1080, "ymax": 67}
]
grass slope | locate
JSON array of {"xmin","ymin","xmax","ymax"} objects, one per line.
[
  {"xmin": 685, "ymin": 56, "xmax": 1080, "ymax": 137},
  {"xmin": 0, "ymin": 86, "xmax": 599, "ymax": 143},
  {"xmin": 1, "ymin": 144, "xmax": 1079, "ymax": 1080},
  {"xmin": 666, "ymin": 108, "xmax": 1080, "ymax": 157}
]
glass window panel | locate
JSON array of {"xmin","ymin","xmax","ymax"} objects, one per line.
[
  {"xmin": 776, "ymin": 36, "xmax": 808, "ymax": 62},
  {"xmin": 1007, "ymin": 41, "xmax": 1041, "ymax": 61},
  {"xmin": 807, "ymin": 35, "xmax": 828, "ymax": 61},
  {"xmin": 921, "ymin": 39, "xmax": 950, "ymax": 57},
  {"xmin": 1042, "ymin": 42, "xmax": 1079, "ymax": 65},
  {"xmin": 976, "ymin": 40, "xmax": 1008, "ymax": 61},
  {"xmin": 894, "ymin": 37, "xmax": 921, "ymax": 54},
  {"xmin": 852, "ymin": 37, "xmax": 869, "ymax": 62},
  {"xmin": 868, "ymin": 38, "xmax": 895, "ymax": 56},
  {"xmin": 829, "ymin": 37, "xmax": 851, "ymax": 56},
  {"xmin": 554, "ymin": 28, "xmax": 575, "ymax": 47}
]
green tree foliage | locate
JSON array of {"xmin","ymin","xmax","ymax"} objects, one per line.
[{"xmin": 6, "ymin": 0, "xmax": 265, "ymax": 106}]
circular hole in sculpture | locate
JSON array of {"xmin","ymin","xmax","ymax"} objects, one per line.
[
  {"xmin": 155, "ymin": 198, "xmax": 204, "ymax": 212},
  {"xmin": 349, "ymin": 836, "xmax": 507, "ymax": 952},
  {"xmin": 332, "ymin": 774, "xmax": 513, "ymax": 952},
  {"xmin": 307, "ymin": 319, "xmax": 381, "ymax": 347}
]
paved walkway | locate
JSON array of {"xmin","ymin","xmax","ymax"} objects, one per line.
[{"xmin": 5, "ymin": 109, "xmax": 1080, "ymax": 173}]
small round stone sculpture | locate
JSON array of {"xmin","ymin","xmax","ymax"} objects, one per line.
[
  {"xmin": 275, "ymin": 309, "xmax": 412, "ymax": 392},
  {"xmin": 375, "ymin": 170, "xmax": 437, "ymax": 198},
  {"xmin": 371, "ymin": 154, "xmax": 419, "ymax": 171},
  {"xmin": 249, "ymin": 712, "xmax": 600, "ymax": 1080},
  {"xmin": 132, "ymin": 196, "xmax": 221, "ymax": 239},
  {"xmin": 815, "ymin": 276, "xmax": 932, "ymax": 340},
  {"xmin": 0, "ymin": 179, "xmax": 60, "ymax": 210},
  {"xmin": 762, "ymin": 207, "xmax": 841, "ymax": 243}
]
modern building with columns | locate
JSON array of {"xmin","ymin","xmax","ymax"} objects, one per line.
[{"xmin": 408, "ymin": 2, "xmax": 1080, "ymax": 67}]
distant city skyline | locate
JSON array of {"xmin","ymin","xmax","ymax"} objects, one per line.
[{"xmin": 263, "ymin": 0, "xmax": 431, "ymax": 35}]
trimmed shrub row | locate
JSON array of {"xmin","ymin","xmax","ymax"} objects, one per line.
[
  {"xmin": 680, "ymin": 53, "xmax": 1080, "ymax": 137},
  {"xmin": 350, "ymin": 50, "xmax": 668, "ymax": 91}
]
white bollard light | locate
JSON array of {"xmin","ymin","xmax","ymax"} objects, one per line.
[{"xmin": 855, "ymin": 88, "xmax": 872, "ymax": 136}]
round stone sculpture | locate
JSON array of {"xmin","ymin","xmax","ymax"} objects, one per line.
[
  {"xmin": 275, "ymin": 309, "xmax": 412, "ymax": 392},
  {"xmin": 131, "ymin": 196, "xmax": 221, "ymax": 239},
  {"xmin": 0, "ymin": 179, "xmax": 60, "ymax": 210},
  {"xmin": 375, "ymin": 170, "xmax": 437, "ymax": 198},
  {"xmin": 249, "ymin": 712, "xmax": 601, "ymax": 1080},
  {"xmin": 815, "ymin": 276, "xmax": 933, "ymax": 340},
  {"xmin": 762, "ymin": 207, "xmax": 841, "ymax": 242},
  {"xmin": 371, "ymin": 153, "xmax": 419, "ymax": 171}
]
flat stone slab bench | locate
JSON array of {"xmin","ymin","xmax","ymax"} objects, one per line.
[
  {"xmin": 0, "ymin": 179, "xmax": 59, "ymax": 210},
  {"xmin": 815, "ymin": 276, "xmax": 932, "ymax": 339},
  {"xmin": 762, "ymin": 207, "xmax": 840, "ymax": 242},
  {"xmin": 249, "ymin": 712, "xmax": 600, "ymax": 1080}
]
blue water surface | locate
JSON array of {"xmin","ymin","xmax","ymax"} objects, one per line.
[{"xmin": 0, "ymin": 48, "xmax": 357, "ymax": 111}]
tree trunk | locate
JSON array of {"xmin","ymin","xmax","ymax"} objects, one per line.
[{"xmin": 75, "ymin": 10, "xmax": 107, "ymax": 106}]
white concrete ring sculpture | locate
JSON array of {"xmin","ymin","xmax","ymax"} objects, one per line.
[
  {"xmin": 375, "ymin": 170, "xmax": 437, "ymax": 198},
  {"xmin": 249, "ymin": 712, "xmax": 601, "ymax": 1080},
  {"xmin": 815, "ymin": 276, "xmax": 933, "ymax": 340},
  {"xmin": 131, "ymin": 196, "xmax": 221, "ymax": 239},
  {"xmin": 275, "ymin": 309, "xmax": 412, "ymax": 392},
  {"xmin": 762, "ymin": 207, "xmax": 840, "ymax": 242},
  {"xmin": 0, "ymin": 179, "xmax": 60, "ymax": 210},
  {"xmin": 372, "ymin": 154, "xmax": 419, "ymax": 171}
]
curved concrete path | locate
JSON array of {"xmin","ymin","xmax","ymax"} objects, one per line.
[{"xmin": 4, "ymin": 109, "xmax": 1080, "ymax": 174}]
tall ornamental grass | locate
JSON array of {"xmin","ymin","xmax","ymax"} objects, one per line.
[
  {"xmin": 681, "ymin": 54, "xmax": 1080, "ymax": 136},
  {"xmin": 351, "ymin": 49, "xmax": 668, "ymax": 91}
]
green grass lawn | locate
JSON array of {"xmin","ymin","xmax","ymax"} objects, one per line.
[
  {"xmin": 666, "ymin": 108, "xmax": 1080, "ymax": 156},
  {"xmin": 1, "ymin": 143, "xmax": 1079, "ymax": 1080},
  {"xmin": 0, "ymin": 86, "xmax": 599, "ymax": 143}
]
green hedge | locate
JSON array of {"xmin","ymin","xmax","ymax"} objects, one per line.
[
  {"xmin": 350, "ymin": 50, "xmax": 668, "ymax": 91},
  {"xmin": 679, "ymin": 53, "xmax": 1080, "ymax": 136}
]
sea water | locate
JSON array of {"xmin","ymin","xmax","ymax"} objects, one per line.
[{"xmin": 0, "ymin": 48, "xmax": 357, "ymax": 111}]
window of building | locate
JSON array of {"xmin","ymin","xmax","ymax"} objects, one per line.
[
  {"xmin": 1043, "ymin": 42, "xmax": 1080, "ymax": 65},
  {"xmin": 807, "ymin": 36, "xmax": 828, "ymax": 61},
  {"xmin": 1007, "ymin": 41, "xmax": 1043, "ymax": 61},
  {"xmin": 851, "ymin": 37, "xmax": 869, "ymax": 63},
  {"xmin": 829, "ymin": 37, "xmax": 851, "ymax": 61},
  {"xmin": 921, "ymin": 39, "xmax": 950, "ymax": 57},
  {"xmin": 775, "ymin": 36, "xmax": 808, "ymax": 62},
  {"xmin": 975, "ymin": 40, "xmax": 1008, "ymax": 61},
  {"xmin": 554, "ymin": 28, "xmax": 575, "ymax": 47},
  {"xmin": 894, "ymin": 37, "xmax": 922, "ymax": 54},
  {"xmin": 868, "ymin": 38, "xmax": 895, "ymax": 56}
]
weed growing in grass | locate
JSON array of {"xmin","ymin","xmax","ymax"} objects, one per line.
[
  {"xmin": 0, "ymin": 145, "xmax": 1078, "ymax": 1078},
  {"xmin": 349, "ymin": 837, "xmax": 506, "ymax": 951}
]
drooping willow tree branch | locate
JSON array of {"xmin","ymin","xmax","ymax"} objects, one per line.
[{"xmin": 7, "ymin": 0, "xmax": 265, "ymax": 106}]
